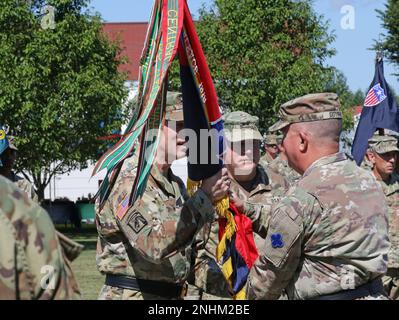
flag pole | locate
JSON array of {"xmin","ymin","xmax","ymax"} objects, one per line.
[{"xmin": 375, "ymin": 48, "xmax": 384, "ymax": 136}]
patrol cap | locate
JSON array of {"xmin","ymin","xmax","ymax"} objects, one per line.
[
  {"xmin": 269, "ymin": 93, "xmax": 342, "ymax": 132},
  {"xmin": 264, "ymin": 133, "xmax": 283, "ymax": 145},
  {"xmin": 165, "ymin": 92, "xmax": 183, "ymax": 122},
  {"xmin": 132, "ymin": 92, "xmax": 184, "ymax": 122},
  {"xmin": 223, "ymin": 111, "xmax": 263, "ymax": 142},
  {"xmin": 368, "ymin": 135, "xmax": 399, "ymax": 154}
]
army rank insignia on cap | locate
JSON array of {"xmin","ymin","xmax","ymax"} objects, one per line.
[
  {"xmin": 271, "ymin": 233, "xmax": 284, "ymax": 248},
  {"xmin": 0, "ymin": 130, "xmax": 5, "ymax": 140}
]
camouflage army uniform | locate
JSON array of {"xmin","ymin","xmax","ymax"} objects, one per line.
[
  {"xmin": 9, "ymin": 172, "xmax": 38, "ymax": 202},
  {"xmin": 3, "ymin": 134, "xmax": 83, "ymax": 278},
  {"xmin": 189, "ymin": 165, "xmax": 289, "ymax": 300},
  {"xmin": 259, "ymin": 152, "xmax": 274, "ymax": 167},
  {"xmin": 230, "ymin": 165, "xmax": 290, "ymax": 260},
  {"xmin": 187, "ymin": 217, "xmax": 231, "ymax": 300},
  {"xmin": 8, "ymin": 170, "xmax": 84, "ymax": 290},
  {"xmin": 260, "ymin": 131, "xmax": 300, "ymax": 186},
  {"xmin": 379, "ymin": 178, "xmax": 399, "ymax": 300},
  {"xmin": 245, "ymin": 93, "xmax": 390, "ymax": 300},
  {"xmin": 0, "ymin": 135, "xmax": 38, "ymax": 202},
  {"xmin": 367, "ymin": 135, "xmax": 399, "ymax": 300},
  {"xmin": 260, "ymin": 133, "xmax": 280, "ymax": 167},
  {"xmin": 266, "ymin": 155, "xmax": 301, "ymax": 186},
  {"xmin": 96, "ymin": 94, "xmax": 215, "ymax": 300},
  {"xmin": 0, "ymin": 175, "xmax": 81, "ymax": 299},
  {"xmin": 96, "ymin": 153, "xmax": 215, "ymax": 300},
  {"xmin": 392, "ymin": 171, "xmax": 399, "ymax": 183},
  {"xmin": 247, "ymin": 153, "xmax": 390, "ymax": 300},
  {"xmin": 188, "ymin": 112, "xmax": 289, "ymax": 300}
]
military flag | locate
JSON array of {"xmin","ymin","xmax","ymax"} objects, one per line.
[
  {"xmin": 92, "ymin": 0, "xmax": 258, "ymax": 299},
  {"xmin": 177, "ymin": 1, "xmax": 258, "ymax": 299},
  {"xmin": 93, "ymin": 0, "xmax": 183, "ymax": 209},
  {"xmin": 352, "ymin": 55, "xmax": 399, "ymax": 165}
]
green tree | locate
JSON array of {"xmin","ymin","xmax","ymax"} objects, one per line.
[
  {"xmin": 0, "ymin": 0, "xmax": 128, "ymax": 200},
  {"xmin": 324, "ymin": 69, "xmax": 365, "ymax": 129},
  {"xmin": 171, "ymin": 0, "xmax": 341, "ymax": 132},
  {"xmin": 377, "ymin": 0, "xmax": 399, "ymax": 76}
]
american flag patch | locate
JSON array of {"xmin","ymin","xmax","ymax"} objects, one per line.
[
  {"xmin": 116, "ymin": 196, "xmax": 130, "ymax": 220},
  {"xmin": 364, "ymin": 83, "xmax": 387, "ymax": 107}
]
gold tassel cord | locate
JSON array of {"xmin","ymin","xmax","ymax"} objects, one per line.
[
  {"xmin": 187, "ymin": 178, "xmax": 243, "ymax": 300},
  {"xmin": 235, "ymin": 287, "xmax": 246, "ymax": 300},
  {"xmin": 215, "ymin": 197, "xmax": 244, "ymax": 300},
  {"xmin": 186, "ymin": 178, "xmax": 200, "ymax": 197}
]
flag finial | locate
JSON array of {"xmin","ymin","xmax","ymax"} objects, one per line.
[
  {"xmin": 375, "ymin": 35, "xmax": 384, "ymax": 62},
  {"xmin": 376, "ymin": 51, "xmax": 384, "ymax": 62}
]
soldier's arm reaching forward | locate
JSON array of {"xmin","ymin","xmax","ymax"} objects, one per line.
[
  {"xmin": 230, "ymin": 192, "xmax": 277, "ymax": 238},
  {"xmin": 101, "ymin": 165, "xmax": 229, "ymax": 264},
  {"xmin": 246, "ymin": 196, "xmax": 304, "ymax": 300}
]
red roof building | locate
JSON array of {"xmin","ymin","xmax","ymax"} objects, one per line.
[
  {"xmin": 102, "ymin": 22, "xmax": 148, "ymax": 81},
  {"xmin": 353, "ymin": 106, "xmax": 363, "ymax": 116}
]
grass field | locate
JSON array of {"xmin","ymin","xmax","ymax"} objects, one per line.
[{"xmin": 57, "ymin": 225, "xmax": 104, "ymax": 300}]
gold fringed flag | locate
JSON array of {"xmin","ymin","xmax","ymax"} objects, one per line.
[
  {"xmin": 177, "ymin": 1, "xmax": 259, "ymax": 299},
  {"xmin": 92, "ymin": 0, "xmax": 258, "ymax": 299}
]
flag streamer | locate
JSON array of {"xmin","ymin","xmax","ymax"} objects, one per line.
[{"xmin": 93, "ymin": 0, "xmax": 258, "ymax": 299}]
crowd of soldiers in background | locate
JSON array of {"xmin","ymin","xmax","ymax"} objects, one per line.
[{"xmin": 0, "ymin": 91, "xmax": 397, "ymax": 300}]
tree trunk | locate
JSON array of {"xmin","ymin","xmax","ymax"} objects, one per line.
[
  {"xmin": 36, "ymin": 185, "xmax": 45, "ymax": 203},
  {"xmin": 31, "ymin": 172, "xmax": 48, "ymax": 203}
]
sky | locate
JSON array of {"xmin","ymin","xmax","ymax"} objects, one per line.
[{"xmin": 89, "ymin": 0, "xmax": 398, "ymax": 93}]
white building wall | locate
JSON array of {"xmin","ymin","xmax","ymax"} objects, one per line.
[{"xmin": 45, "ymin": 158, "xmax": 188, "ymax": 201}]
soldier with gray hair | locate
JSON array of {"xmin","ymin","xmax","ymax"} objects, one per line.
[{"xmin": 231, "ymin": 93, "xmax": 390, "ymax": 300}]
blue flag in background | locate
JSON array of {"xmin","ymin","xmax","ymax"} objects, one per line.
[{"xmin": 352, "ymin": 57, "xmax": 399, "ymax": 165}]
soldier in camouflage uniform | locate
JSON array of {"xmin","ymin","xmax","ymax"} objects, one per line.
[
  {"xmin": 266, "ymin": 133, "xmax": 301, "ymax": 186},
  {"xmin": 0, "ymin": 131, "xmax": 81, "ymax": 299},
  {"xmin": 96, "ymin": 92, "xmax": 229, "ymax": 300},
  {"xmin": 0, "ymin": 135, "xmax": 38, "ymax": 202},
  {"xmin": 236, "ymin": 93, "xmax": 390, "ymax": 300},
  {"xmin": 0, "ymin": 132, "xmax": 84, "ymax": 279},
  {"xmin": 267, "ymin": 154, "xmax": 301, "ymax": 186},
  {"xmin": 365, "ymin": 135, "xmax": 399, "ymax": 300},
  {"xmin": 224, "ymin": 112, "xmax": 289, "ymax": 236},
  {"xmin": 260, "ymin": 132, "xmax": 280, "ymax": 166},
  {"xmin": 188, "ymin": 111, "xmax": 290, "ymax": 300}
]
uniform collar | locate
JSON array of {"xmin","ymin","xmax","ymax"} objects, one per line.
[
  {"xmin": 378, "ymin": 177, "xmax": 399, "ymax": 196},
  {"xmin": 251, "ymin": 165, "xmax": 272, "ymax": 194},
  {"xmin": 303, "ymin": 152, "xmax": 347, "ymax": 177},
  {"xmin": 233, "ymin": 165, "xmax": 272, "ymax": 197}
]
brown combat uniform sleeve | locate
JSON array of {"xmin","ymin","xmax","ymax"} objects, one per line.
[
  {"xmin": 246, "ymin": 201, "xmax": 303, "ymax": 300},
  {"xmin": 118, "ymin": 188, "xmax": 215, "ymax": 263}
]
